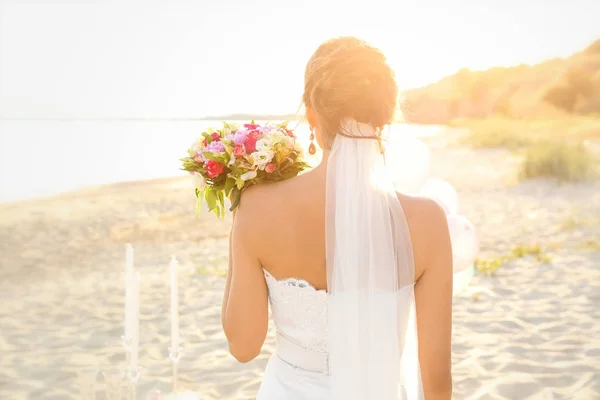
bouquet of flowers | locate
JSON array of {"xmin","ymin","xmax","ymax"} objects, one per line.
[{"xmin": 180, "ymin": 121, "xmax": 309, "ymax": 218}]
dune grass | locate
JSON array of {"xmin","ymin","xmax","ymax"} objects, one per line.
[
  {"xmin": 451, "ymin": 116, "xmax": 599, "ymax": 181},
  {"xmin": 579, "ymin": 239, "xmax": 600, "ymax": 252},
  {"xmin": 452, "ymin": 116, "xmax": 600, "ymax": 147},
  {"xmin": 475, "ymin": 243, "xmax": 552, "ymax": 276},
  {"xmin": 520, "ymin": 141, "xmax": 597, "ymax": 181}
]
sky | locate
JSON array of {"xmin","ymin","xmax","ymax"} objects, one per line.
[{"xmin": 1, "ymin": 0, "xmax": 599, "ymax": 119}]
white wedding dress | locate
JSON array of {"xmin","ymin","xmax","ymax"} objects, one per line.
[
  {"xmin": 257, "ymin": 120, "xmax": 424, "ymax": 400},
  {"xmin": 257, "ymin": 269, "xmax": 330, "ymax": 399}
]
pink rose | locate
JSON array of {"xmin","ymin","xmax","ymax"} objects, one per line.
[
  {"xmin": 244, "ymin": 138, "xmax": 257, "ymax": 153},
  {"xmin": 205, "ymin": 160, "xmax": 225, "ymax": 178},
  {"xmin": 265, "ymin": 163, "xmax": 276, "ymax": 174},
  {"xmin": 233, "ymin": 144, "xmax": 246, "ymax": 158},
  {"xmin": 211, "ymin": 132, "xmax": 221, "ymax": 142},
  {"xmin": 248, "ymin": 130, "xmax": 261, "ymax": 140},
  {"xmin": 244, "ymin": 123, "xmax": 260, "ymax": 130},
  {"xmin": 194, "ymin": 154, "xmax": 203, "ymax": 163}
]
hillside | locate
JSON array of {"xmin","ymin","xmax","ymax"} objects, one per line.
[{"xmin": 402, "ymin": 39, "xmax": 600, "ymax": 124}]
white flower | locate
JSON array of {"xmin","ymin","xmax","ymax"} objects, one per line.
[
  {"xmin": 252, "ymin": 150, "xmax": 275, "ymax": 169},
  {"xmin": 294, "ymin": 140, "xmax": 304, "ymax": 155},
  {"xmin": 257, "ymin": 130, "xmax": 293, "ymax": 153},
  {"xmin": 192, "ymin": 172, "xmax": 206, "ymax": 189},
  {"xmin": 255, "ymin": 137, "xmax": 271, "ymax": 152},
  {"xmin": 240, "ymin": 170, "xmax": 257, "ymax": 181},
  {"xmin": 266, "ymin": 130, "xmax": 286, "ymax": 145}
]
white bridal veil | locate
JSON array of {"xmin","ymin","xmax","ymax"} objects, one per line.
[{"xmin": 326, "ymin": 119, "xmax": 424, "ymax": 399}]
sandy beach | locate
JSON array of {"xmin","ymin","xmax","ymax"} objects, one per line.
[{"xmin": 0, "ymin": 134, "xmax": 599, "ymax": 400}]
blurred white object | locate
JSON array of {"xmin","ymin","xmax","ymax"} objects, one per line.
[
  {"xmin": 170, "ymin": 257, "xmax": 180, "ymax": 355},
  {"xmin": 146, "ymin": 389, "xmax": 164, "ymax": 400},
  {"xmin": 452, "ymin": 264, "xmax": 474, "ymax": 296},
  {"xmin": 192, "ymin": 172, "xmax": 206, "ymax": 190},
  {"xmin": 385, "ymin": 135, "xmax": 430, "ymax": 193},
  {"xmin": 164, "ymin": 392, "xmax": 203, "ymax": 400},
  {"xmin": 447, "ymin": 214, "xmax": 479, "ymax": 271},
  {"xmin": 420, "ymin": 178, "xmax": 458, "ymax": 214}
]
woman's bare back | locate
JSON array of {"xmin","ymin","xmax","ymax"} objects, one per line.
[
  {"xmin": 241, "ymin": 167, "xmax": 328, "ymax": 290},
  {"xmin": 239, "ymin": 165, "xmax": 445, "ymax": 291},
  {"xmin": 225, "ymin": 162, "xmax": 452, "ymax": 399}
]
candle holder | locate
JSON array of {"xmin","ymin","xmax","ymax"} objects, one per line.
[
  {"xmin": 168, "ymin": 345, "xmax": 183, "ymax": 393},
  {"xmin": 121, "ymin": 335, "xmax": 133, "ymax": 353},
  {"xmin": 168, "ymin": 345, "xmax": 183, "ymax": 364},
  {"xmin": 121, "ymin": 335, "xmax": 132, "ymax": 391},
  {"xmin": 145, "ymin": 389, "xmax": 165, "ymax": 400},
  {"xmin": 127, "ymin": 365, "xmax": 143, "ymax": 400},
  {"xmin": 76, "ymin": 364, "xmax": 99, "ymax": 400},
  {"xmin": 101, "ymin": 365, "xmax": 126, "ymax": 400}
]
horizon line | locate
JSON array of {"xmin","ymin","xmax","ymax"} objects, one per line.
[{"xmin": 0, "ymin": 115, "xmax": 301, "ymax": 122}]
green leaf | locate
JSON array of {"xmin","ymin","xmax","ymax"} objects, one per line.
[
  {"xmin": 218, "ymin": 190, "xmax": 226, "ymax": 219},
  {"xmin": 229, "ymin": 187, "xmax": 242, "ymax": 211},
  {"xmin": 205, "ymin": 187, "xmax": 217, "ymax": 211},
  {"xmin": 224, "ymin": 177, "xmax": 235, "ymax": 196},
  {"xmin": 217, "ymin": 190, "xmax": 225, "ymax": 210},
  {"xmin": 282, "ymin": 168, "xmax": 300, "ymax": 179},
  {"xmin": 202, "ymin": 152, "xmax": 227, "ymax": 164},
  {"xmin": 195, "ymin": 195, "xmax": 202, "ymax": 216},
  {"xmin": 236, "ymin": 177, "xmax": 245, "ymax": 190}
]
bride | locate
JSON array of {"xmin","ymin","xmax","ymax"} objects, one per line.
[{"xmin": 221, "ymin": 37, "xmax": 453, "ymax": 399}]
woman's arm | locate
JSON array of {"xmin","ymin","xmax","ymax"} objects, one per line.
[
  {"xmin": 414, "ymin": 199, "xmax": 453, "ymax": 399},
  {"xmin": 220, "ymin": 222, "xmax": 234, "ymax": 329},
  {"xmin": 221, "ymin": 204, "xmax": 269, "ymax": 363}
]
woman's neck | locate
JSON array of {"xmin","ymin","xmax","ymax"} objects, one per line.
[{"xmin": 312, "ymin": 148, "xmax": 330, "ymax": 176}]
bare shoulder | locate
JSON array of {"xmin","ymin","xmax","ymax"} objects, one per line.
[
  {"xmin": 235, "ymin": 175, "xmax": 300, "ymax": 224},
  {"xmin": 397, "ymin": 193, "xmax": 451, "ymax": 278},
  {"xmin": 397, "ymin": 193, "xmax": 447, "ymax": 231}
]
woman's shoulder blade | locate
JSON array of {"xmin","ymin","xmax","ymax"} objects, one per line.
[
  {"xmin": 396, "ymin": 193, "xmax": 450, "ymax": 264},
  {"xmin": 237, "ymin": 173, "xmax": 312, "ymax": 216},
  {"xmin": 397, "ymin": 193, "xmax": 447, "ymax": 227}
]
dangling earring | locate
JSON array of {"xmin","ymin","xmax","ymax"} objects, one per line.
[{"xmin": 308, "ymin": 128, "xmax": 316, "ymax": 155}]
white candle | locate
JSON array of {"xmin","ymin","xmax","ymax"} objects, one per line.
[
  {"xmin": 170, "ymin": 256, "xmax": 179, "ymax": 352},
  {"xmin": 124, "ymin": 244, "xmax": 134, "ymax": 341},
  {"xmin": 130, "ymin": 272, "xmax": 140, "ymax": 371}
]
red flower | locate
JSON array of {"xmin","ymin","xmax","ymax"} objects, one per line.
[
  {"xmin": 205, "ymin": 160, "xmax": 225, "ymax": 178},
  {"xmin": 211, "ymin": 132, "xmax": 221, "ymax": 142},
  {"xmin": 286, "ymin": 129, "xmax": 295, "ymax": 138},
  {"xmin": 202, "ymin": 138, "xmax": 208, "ymax": 147},
  {"xmin": 248, "ymin": 129, "xmax": 261, "ymax": 140},
  {"xmin": 233, "ymin": 144, "xmax": 246, "ymax": 158},
  {"xmin": 265, "ymin": 163, "xmax": 276, "ymax": 173},
  {"xmin": 244, "ymin": 138, "xmax": 257, "ymax": 153},
  {"xmin": 244, "ymin": 123, "xmax": 260, "ymax": 130}
]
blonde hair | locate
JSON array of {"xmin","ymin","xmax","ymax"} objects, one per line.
[{"xmin": 302, "ymin": 37, "xmax": 398, "ymax": 146}]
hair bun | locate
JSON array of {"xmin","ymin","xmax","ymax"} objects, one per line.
[{"xmin": 303, "ymin": 37, "xmax": 397, "ymax": 143}]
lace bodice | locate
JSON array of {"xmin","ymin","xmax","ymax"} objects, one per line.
[{"xmin": 263, "ymin": 269, "xmax": 328, "ymax": 353}]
